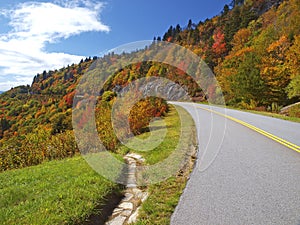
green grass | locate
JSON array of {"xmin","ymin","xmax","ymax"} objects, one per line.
[
  {"xmin": 133, "ymin": 175, "xmax": 191, "ymax": 225},
  {"xmin": 129, "ymin": 105, "xmax": 197, "ymax": 224},
  {"xmin": 0, "ymin": 156, "xmax": 120, "ymax": 225}
]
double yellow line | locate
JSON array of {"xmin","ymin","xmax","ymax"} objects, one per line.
[{"xmin": 196, "ymin": 105, "xmax": 300, "ymax": 153}]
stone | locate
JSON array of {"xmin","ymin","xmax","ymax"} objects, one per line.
[
  {"xmin": 137, "ymin": 158, "xmax": 145, "ymax": 163},
  {"xmin": 123, "ymin": 193, "xmax": 134, "ymax": 201},
  {"xmin": 128, "ymin": 166, "xmax": 136, "ymax": 174},
  {"xmin": 141, "ymin": 192, "xmax": 149, "ymax": 202},
  {"xmin": 112, "ymin": 207, "xmax": 123, "ymax": 217},
  {"xmin": 127, "ymin": 153, "xmax": 143, "ymax": 161},
  {"xmin": 132, "ymin": 188, "xmax": 142, "ymax": 197},
  {"xmin": 126, "ymin": 158, "xmax": 136, "ymax": 164},
  {"xmin": 128, "ymin": 206, "xmax": 141, "ymax": 224},
  {"xmin": 127, "ymin": 175, "xmax": 137, "ymax": 188},
  {"xmin": 119, "ymin": 202, "xmax": 134, "ymax": 210},
  {"xmin": 126, "ymin": 183, "xmax": 137, "ymax": 188},
  {"xmin": 106, "ymin": 153, "xmax": 147, "ymax": 225},
  {"xmin": 121, "ymin": 209, "xmax": 132, "ymax": 217},
  {"xmin": 106, "ymin": 215, "xmax": 126, "ymax": 225}
]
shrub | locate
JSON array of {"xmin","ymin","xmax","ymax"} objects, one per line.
[{"xmin": 0, "ymin": 130, "xmax": 78, "ymax": 171}]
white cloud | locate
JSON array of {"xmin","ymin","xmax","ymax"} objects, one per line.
[
  {"xmin": 0, "ymin": 75, "xmax": 33, "ymax": 91},
  {"xmin": 0, "ymin": 0, "xmax": 109, "ymax": 91}
]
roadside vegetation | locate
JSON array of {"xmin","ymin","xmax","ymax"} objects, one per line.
[
  {"xmin": 243, "ymin": 108, "xmax": 300, "ymax": 123},
  {"xmin": 131, "ymin": 105, "xmax": 197, "ymax": 225},
  {"xmin": 117, "ymin": 106, "xmax": 182, "ymax": 164},
  {"xmin": 0, "ymin": 105, "xmax": 196, "ymax": 225},
  {"xmin": 220, "ymin": 103, "xmax": 300, "ymax": 123},
  {"xmin": 219, "ymin": 103, "xmax": 300, "ymax": 123}
]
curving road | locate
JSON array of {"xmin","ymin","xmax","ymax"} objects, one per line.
[{"xmin": 170, "ymin": 102, "xmax": 300, "ymax": 225}]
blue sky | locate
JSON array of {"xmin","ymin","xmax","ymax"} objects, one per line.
[{"xmin": 0, "ymin": 0, "xmax": 229, "ymax": 91}]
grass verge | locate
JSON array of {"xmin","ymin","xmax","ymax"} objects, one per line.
[
  {"xmin": 242, "ymin": 109, "xmax": 300, "ymax": 123},
  {"xmin": 196, "ymin": 101, "xmax": 300, "ymax": 123},
  {"xmin": 118, "ymin": 105, "xmax": 195, "ymax": 164},
  {"xmin": 128, "ymin": 105, "xmax": 197, "ymax": 224},
  {"xmin": 0, "ymin": 156, "xmax": 121, "ymax": 225}
]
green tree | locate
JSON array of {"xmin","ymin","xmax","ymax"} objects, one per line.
[
  {"xmin": 222, "ymin": 4, "xmax": 230, "ymax": 15},
  {"xmin": 229, "ymin": 52, "xmax": 265, "ymax": 105},
  {"xmin": 187, "ymin": 19, "xmax": 193, "ymax": 30},
  {"xmin": 50, "ymin": 112, "xmax": 72, "ymax": 134}
]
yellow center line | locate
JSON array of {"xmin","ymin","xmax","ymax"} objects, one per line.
[{"xmin": 196, "ymin": 105, "xmax": 300, "ymax": 153}]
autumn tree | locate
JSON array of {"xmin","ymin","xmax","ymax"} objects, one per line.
[
  {"xmin": 286, "ymin": 35, "xmax": 300, "ymax": 99},
  {"xmin": 212, "ymin": 28, "xmax": 227, "ymax": 57},
  {"xmin": 260, "ymin": 35, "xmax": 291, "ymax": 105},
  {"xmin": 231, "ymin": 28, "xmax": 251, "ymax": 52}
]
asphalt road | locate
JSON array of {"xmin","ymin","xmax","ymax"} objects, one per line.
[{"xmin": 170, "ymin": 102, "xmax": 300, "ymax": 225}]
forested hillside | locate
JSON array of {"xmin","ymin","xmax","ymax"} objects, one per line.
[
  {"xmin": 158, "ymin": 0, "xmax": 299, "ymax": 110},
  {"xmin": 0, "ymin": 0, "xmax": 299, "ymax": 170}
]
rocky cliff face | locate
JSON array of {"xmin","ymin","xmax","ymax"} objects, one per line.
[
  {"xmin": 115, "ymin": 77, "xmax": 191, "ymax": 101},
  {"xmin": 252, "ymin": 0, "xmax": 284, "ymax": 15}
]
